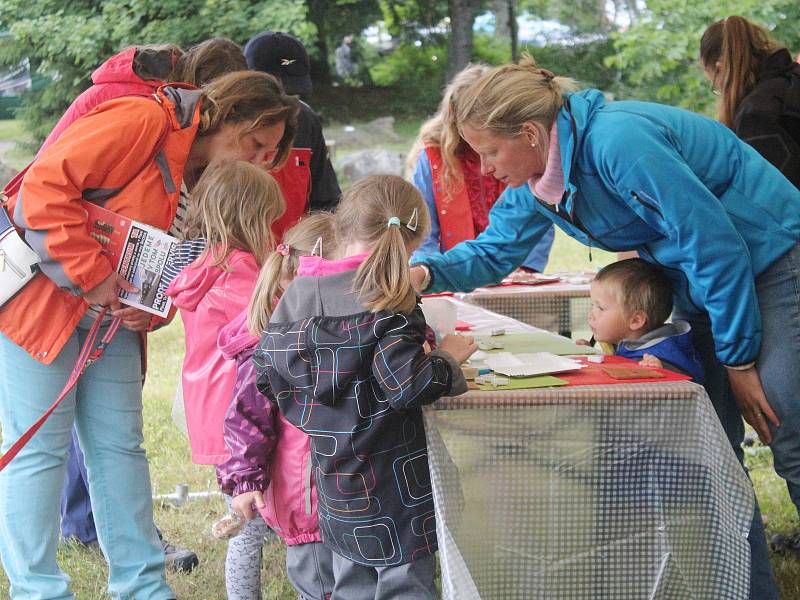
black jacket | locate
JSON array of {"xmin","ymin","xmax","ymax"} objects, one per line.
[
  {"xmin": 296, "ymin": 101, "xmax": 341, "ymax": 212},
  {"xmin": 254, "ymin": 268, "xmax": 467, "ymax": 567},
  {"xmin": 734, "ymin": 49, "xmax": 800, "ymax": 189}
]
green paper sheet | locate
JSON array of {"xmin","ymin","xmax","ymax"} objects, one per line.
[
  {"xmin": 479, "ymin": 333, "xmax": 595, "ymax": 356},
  {"xmin": 477, "ymin": 375, "xmax": 568, "ymax": 391}
]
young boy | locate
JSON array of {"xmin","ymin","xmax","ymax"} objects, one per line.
[{"xmin": 586, "ymin": 258, "xmax": 704, "ymax": 383}]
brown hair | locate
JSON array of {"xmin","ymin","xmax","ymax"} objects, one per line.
[
  {"xmin": 335, "ymin": 175, "xmax": 431, "ymax": 315},
  {"xmin": 198, "ymin": 71, "xmax": 299, "ymax": 169},
  {"xmin": 132, "ymin": 44, "xmax": 183, "ymax": 81},
  {"xmin": 700, "ymin": 16, "xmax": 785, "ymax": 127},
  {"xmin": 247, "ymin": 213, "xmax": 336, "ymax": 335},
  {"xmin": 171, "ymin": 37, "xmax": 247, "ymax": 87},
  {"xmin": 406, "ymin": 64, "xmax": 489, "ymax": 188},
  {"xmin": 595, "ymin": 258, "xmax": 673, "ymax": 331},
  {"xmin": 456, "ymin": 53, "xmax": 578, "ymax": 158},
  {"xmin": 182, "ymin": 160, "xmax": 285, "ymax": 269}
]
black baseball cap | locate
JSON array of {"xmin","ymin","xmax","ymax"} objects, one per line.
[{"xmin": 244, "ymin": 31, "xmax": 312, "ymax": 96}]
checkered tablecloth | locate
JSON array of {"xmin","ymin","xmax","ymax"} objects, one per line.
[
  {"xmin": 458, "ymin": 280, "xmax": 591, "ymax": 336},
  {"xmin": 424, "ymin": 303, "xmax": 752, "ymax": 600}
]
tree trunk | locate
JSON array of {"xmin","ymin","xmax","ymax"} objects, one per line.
[
  {"xmin": 307, "ymin": 0, "xmax": 332, "ymax": 85},
  {"xmin": 447, "ymin": 0, "xmax": 482, "ymax": 82},
  {"xmin": 509, "ymin": 0, "xmax": 518, "ymax": 61},
  {"xmin": 492, "ymin": 0, "xmax": 511, "ymax": 39}
]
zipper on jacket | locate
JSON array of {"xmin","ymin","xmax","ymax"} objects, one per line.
[
  {"xmin": 304, "ymin": 457, "xmax": 312, "ymax": 516},
  {"xmin": 0, "ymin": 249, "xmax": 26, "ymax": 279},
  {"xmin": 631, "ymin": 191, "xmax": 664, "ymax": 219}
]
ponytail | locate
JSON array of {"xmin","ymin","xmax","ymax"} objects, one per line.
[
  {"xmin": 335, "ymin": 175, "xmax": 430, "ymax": 315},
  {"xmin": 700, "ymin": 16, "xmax": 785, "ymax": 127},
  {"xmin": 247, "ymin": 251, "xmax": 285, "ymax": 335},
  {"xmin": 353, "ymin": 222, "xmax": 416, "ymax": 314},
  {"xmin": 246, "ymin": 213, "xmax": 336, "ymax": 336}
]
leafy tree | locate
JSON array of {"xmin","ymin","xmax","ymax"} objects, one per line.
[
  {"xmin": 0, "ymin": 0, "xmax": 309, "ymax": 144},
  {"xmin": 607, "ymin": 0, "xmax": 800, "ymax": 113}
]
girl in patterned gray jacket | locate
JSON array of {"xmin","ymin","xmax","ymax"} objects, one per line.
[{"xmin": 255, "ymin": 175, "xmax": 477, "ymax": 599}]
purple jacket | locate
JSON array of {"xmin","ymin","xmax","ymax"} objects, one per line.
[{"xmin": 216, "ymin": 310, "xmax": 321, "ymax": 546}]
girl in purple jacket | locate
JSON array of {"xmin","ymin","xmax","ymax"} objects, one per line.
[{"xmin": 216, "ymin": 213, "xmax": 336, "ymax": 600}]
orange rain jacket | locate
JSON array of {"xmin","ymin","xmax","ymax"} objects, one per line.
[{"xmin": 0, "ymin": 86, "xmax": 202, "ymax": 364}]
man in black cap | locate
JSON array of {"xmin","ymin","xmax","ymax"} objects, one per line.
[{"xmin": 245, "ymin": 31, "xmax": 341, "ymax": 220}]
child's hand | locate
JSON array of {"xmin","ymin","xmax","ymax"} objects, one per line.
[
  {"xmin": 232, "ymin": 491, "xmax": 265, "ymax": 521},
  {"xmin": 639, "ymin": 354, "xmax": 662, "ymax": 369},
  {"xmin": 423, "ymin": 341, "xmax": 432, "ymax": 353},
  {"xmin": 438, "ymin": 334, "xmax": 478, "ymax": 364},
  {"xmin": 575, "ymin": 338, "xmax": 591, "ymax": 346}
]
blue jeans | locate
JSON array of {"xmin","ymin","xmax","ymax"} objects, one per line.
[
  {"xmin": 755, "ymin": 242, "xmax": 800, "ymax": 513},
  {"xmin": 60, "ymin": 429, "xmax": 97, "ymax": 544},
  {"xmin": 0, "ymin": 317, "xmax": 173, "ymax": 599},
  {"xmin": 674, "ymin": 244, "xmax": 800, "ymax": 600}
]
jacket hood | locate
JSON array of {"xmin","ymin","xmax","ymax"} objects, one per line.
[
  {"xmin": 618, "ymin": 320, "xmax": 705, "ymax": 383},
  {"xmin": 91, "ymin": 47, "xmax": 157, "ymax": 87},
  {"xmin": 759, "ymin": 48, "xmax": 797, "ymax": 81},
  {"xmin": 218, "ymin": 309, "xmax": 259, "ymax": 361},
  {"xmin": 619, "ymin": 320, "xmax": 691, "ymax": 351},
  {"xmin": 166, "ymin": 260, "xmax": 224, "ymax": 312}
]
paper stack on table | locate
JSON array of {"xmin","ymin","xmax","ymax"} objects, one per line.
[{"xmin": 485, "ymin": 352, "xmax": 585, "ymax": 377}]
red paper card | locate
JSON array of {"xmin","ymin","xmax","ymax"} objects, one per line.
[{"xmin": 560, "ymin": 355, "xmax": 692, "ymax": 386}]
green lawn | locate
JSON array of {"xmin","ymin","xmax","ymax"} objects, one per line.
[{"xmin": 0, "ymin": 118, "xmax": 799, "ymax": 597}]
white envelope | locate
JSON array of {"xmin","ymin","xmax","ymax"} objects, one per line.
[{"xmin": 485, "ymin": 352, "xmax": 585, "ymax": 377}]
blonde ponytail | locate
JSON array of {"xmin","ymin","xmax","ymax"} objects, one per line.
[
  {"xmin": 336, "ymin": 175, "xmax": 431, "ymax": 315},
  {"xmin": 246, "ymin": 213, "xmax": 336, "ymax": 335}
]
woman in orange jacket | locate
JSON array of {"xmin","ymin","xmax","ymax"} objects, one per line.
[{"xmin": 0, "ymin": 70, "xmax": 298, "ymax": 599}]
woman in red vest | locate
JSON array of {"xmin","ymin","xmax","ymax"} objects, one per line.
[{"xmin": 408, "ymin": 64, "xmax": 554, "ymax": 269}]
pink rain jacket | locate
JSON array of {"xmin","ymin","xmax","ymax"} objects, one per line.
[
  {"xmin": 166, "ymin": 249, "xmax": 259, "ymax": 464},
  {"xmin": 215, "ymin": 310, "xmax": 321, "ymax": 545}
]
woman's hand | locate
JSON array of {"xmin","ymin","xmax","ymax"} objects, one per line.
[
  {"xmin": 438, "ymin": 334, "xmax": 478, "ymax": 364},
  {"xmin": 113, "ymin": 307, "xmax": 152, "ymax": 332},
  {"xmin": 231, "ymin": 491, "xmax": 265, "ymax": 521},
  {"xmin": 410, "ymin": 265, "xmax": 428, "ymax": 293},
  {"xmin": 727, "ymin": 366, "xmax": 780, "ymax": 444},
  {"xmin": 83, "ymin": 272, "xmax": 139, "ymax": 311}
]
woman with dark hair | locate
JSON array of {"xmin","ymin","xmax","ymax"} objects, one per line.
[{"xmin": 701, "ymin": 15, "xmax": 800, "ymax": 188}]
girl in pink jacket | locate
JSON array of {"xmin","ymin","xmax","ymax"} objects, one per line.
[
  {"xmin": 216, "ymin": 214, "xmax": 336, "ymax": 600},
  {"xmin": 166, "ymin": 160, "xmax": 284, "ymax": 465}
]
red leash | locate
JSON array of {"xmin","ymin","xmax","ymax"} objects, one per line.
[{"xmin": 0, "ymin": 310, "xmax": 122, "ymax": 471}]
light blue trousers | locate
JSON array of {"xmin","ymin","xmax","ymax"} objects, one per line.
[{"xmin": 0, "ymin": 318, "xmax": 173, "ymax": 599}]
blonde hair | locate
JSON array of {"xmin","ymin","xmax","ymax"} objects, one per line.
[
  {"xmin": 595, "ymin": 259, "xmax": 673, "ymax": 332},
  {"xmin": 456, "ymin": 53, "xmax": 578, "ymax": 156},
  {"xmin": 198, "ymin": 71, "xmax": 299, "ymax": 169},
  {"xmin": 700, "ymin": 16, "xmax": 785, "ymax": 128},
  {"xmin": 335, "ymin": 175, "xmax": 431, "ymax": 315},
  {"xmin": 406, "ymin": 63, "xmax": 489, "ymax": 188},
  {"xmin": 182, "ymin": 160, "xmax": 285, "ymax": 269},
  {"xmin": 247, "ymin": 213, "xmax": 336, "ymax": 335},
  {"xmin": 171, "ymin": 37, "xmax": 247, "ymax": 87}
]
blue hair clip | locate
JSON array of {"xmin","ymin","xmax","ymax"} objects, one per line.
[{"xmin": 387, "ymin": 216, "xmax": 401, "ymax": 228}]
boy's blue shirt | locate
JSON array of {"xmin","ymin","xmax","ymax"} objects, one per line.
[
  {"xmin": 414, "ymin": 89, "xmax": 800, "ymax": 367},
  {"xmin": 614, "ymin": 321, "xmax": 705, "ymax": 384}
]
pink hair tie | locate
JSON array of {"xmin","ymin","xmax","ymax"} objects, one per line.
[{"xmin": 276, "ymin": 243, "xmax": 290, "ymax": 256}]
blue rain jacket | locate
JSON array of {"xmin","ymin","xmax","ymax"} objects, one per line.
[{"xmin": 415, "ymin": 89, "xmax": 800, "ymax": 366}]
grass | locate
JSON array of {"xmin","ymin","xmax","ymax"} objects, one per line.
[{"xmin": 0, "ymin": 118, "xmax": 799, "ymax": 597}]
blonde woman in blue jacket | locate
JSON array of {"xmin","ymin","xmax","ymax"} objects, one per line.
[{"xmin": 410, "ymin": 55, "xmax": 800, "ymax": 599}]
